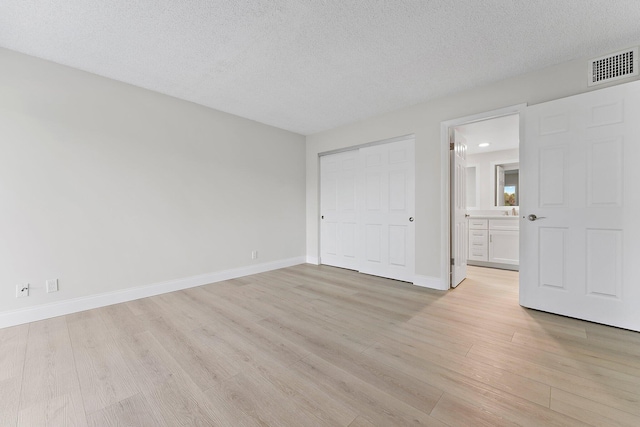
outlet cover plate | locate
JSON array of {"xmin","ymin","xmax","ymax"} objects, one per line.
[{"xmin": 46, "ymin": 279, "xmax": 59, "ymax": 293}]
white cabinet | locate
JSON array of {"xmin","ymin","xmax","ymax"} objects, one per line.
[
  {"xmin": 489, "ymin": 230, "xmax": 519, "ymax": 265},
  {"xmin": 468, "ymin": 220, "xmax": 488, "ymax": 261},
  {"xmin": 468, "ymin": 218, "xmax": 519, "ymax": 270},
  {"xmin": 488, "ymin": 219, "xmax": 518, "ymax": 231},
  {"xmin": 469, "ymin": 219, "xmax": 488, "ymax": 229}
]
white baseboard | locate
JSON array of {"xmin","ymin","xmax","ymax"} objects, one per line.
[
  {"xmin": 413, "ymin": 274, "xmax": 448, "ymax": 291},
  {"xmin": 0, "ymin": 256, "xmax": 305, "ymax": 329},
  {"xmin": 306, "ymin": 255, "xmax": 319, "ymax": 265}
]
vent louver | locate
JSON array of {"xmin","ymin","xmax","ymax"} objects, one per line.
[{"xmin": 588, "ymin": 47, "xmax": 638, "ymax": 86}]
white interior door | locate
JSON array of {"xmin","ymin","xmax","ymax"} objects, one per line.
[
  {"xmin": 359, "ymin": 139, "xmax": 415, "ymax": 282},
  {"xmin": 320, "ymin": 151, "xmax": 359, "ymax": 270},
  {"xmin": 451, "ymin": 134, "xmax": 468, "ymax": 287},
  {"xmin": 521, "ymin": 80, "xmax": 640, "ymax": 331}
]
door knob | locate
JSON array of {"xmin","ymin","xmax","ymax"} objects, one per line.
[
  {"xmin": 527, "ymin": 214, "xmax": 546, "ymax": 221},
  {"xmin": 409, "ymin": 217, "xmax": 414, "ymax": 222}
]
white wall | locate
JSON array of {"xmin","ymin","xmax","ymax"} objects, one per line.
[
  {"xmin": 306, "ymin": 42, "xmax": 640, "ymax": 285},
  {"xmin": 0, "ymin": 48, "xmax": 306, "ymax": 317},
  {"xmin": 466, "ymin": 148, "xmax": 519, "ymax": 213}
]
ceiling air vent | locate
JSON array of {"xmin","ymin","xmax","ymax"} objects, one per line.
[{"xmin": 588, "ymin": 47, "xmax": 638, "ymax": 86}]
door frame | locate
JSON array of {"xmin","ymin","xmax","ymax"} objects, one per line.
[{"xmin": 440, "ymin": 104, "xmax": 526, "ymax": 288}]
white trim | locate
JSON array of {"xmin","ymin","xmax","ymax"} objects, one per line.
[
  {"xmin": 306, "ymin": 256, "xmax": 320, "ymax": 265},
  {"xmin": 440, "ymin": 104, "xmax": 527, "ymax": 290},
  {"xmin": 318, "ymin": 133, "xmax": 416, "ymax": 157},
  {"xmin": 0, "ymin": 256, "xmax": 305, "ymax": 329},
  {"xmin": 413, "ymin": 275, "xmax": 447, "ymax": 290}
]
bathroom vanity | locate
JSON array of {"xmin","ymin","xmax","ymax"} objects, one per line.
[{"xmin": 468, "ymin": 216, "xmax": 519, "ymax": 271}]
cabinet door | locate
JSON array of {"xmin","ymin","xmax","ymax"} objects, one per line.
[{"xmin": 489, "ymin": 230, "xmax": 519, "ymax": 265}]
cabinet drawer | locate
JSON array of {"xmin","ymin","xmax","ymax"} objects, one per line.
[
  {"xmin": 468, "ymin": 227, "xmax": 488, "ymax": 261},
  {"xmin": 489, "ymin": 219, "xmax": 519, "ymax": 231},
  {"xmin": 469, "ymin": 230, "xmax": 488, "ymax": 241},
  {"xmin": 469, "ymin": 246, "xmax": 488, "ymax": 261},
  {"xmin": 471, "ymin": 240, "xmax": 487, "ymax": 251},
  {"xmin": 469, "ymin": 219, "xmax": 488, "ymax": 230}
]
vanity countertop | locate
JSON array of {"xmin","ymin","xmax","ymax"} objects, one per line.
[{"xmin": 468, "ymin": 215, "xmax": 520, "ymax": 219}]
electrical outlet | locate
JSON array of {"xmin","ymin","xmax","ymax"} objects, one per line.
[
  {"xmin": 251, "ymin": 250, "xmax": 258, "ymax": 260},
  {"xmin": 16, "ymin": 284, "xmax": 29, "ymax": 298},
  {"xmin": 46, "ymin": 279, "xmax": 58, "ymax": 293}
]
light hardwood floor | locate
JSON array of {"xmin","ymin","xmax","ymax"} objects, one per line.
[{"xmin": 2, "ymin": 264, "xmax": 640, "ymax": 426}]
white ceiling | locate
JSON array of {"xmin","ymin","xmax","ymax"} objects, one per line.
[
  {"xmin": 1, "ymin": 1, "xmax": 639, "ymax": 135},
  {"xmin": 455, "ymin": 114, "xmax": 520, "ymax": 155}
]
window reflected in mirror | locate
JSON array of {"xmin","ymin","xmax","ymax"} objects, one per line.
[{"xmin": 495, "ymin": 163, "xmax": 519, "ymax": 207}]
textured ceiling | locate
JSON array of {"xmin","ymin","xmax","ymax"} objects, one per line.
[{"xmin": 1, "ymin": 1, "xmax": 640, "ymax": 135}]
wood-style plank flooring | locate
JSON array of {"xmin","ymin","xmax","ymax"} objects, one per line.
[{"xmin": 3, "ymin": 264, "xmax": 640, "ymax": 426}]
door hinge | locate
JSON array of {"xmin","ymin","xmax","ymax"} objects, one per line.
[
  {"xmin": 450, "ymin": 142, "xmax": 455, "ymax": 150},
  {"xmin": 450, "ymin": 257, "xmax": 455, "ymax": 266}
]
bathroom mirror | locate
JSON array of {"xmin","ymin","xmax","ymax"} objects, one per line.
[{"xmin": 495, "ymin": 162, "xmax": 519, "ymax": 207}]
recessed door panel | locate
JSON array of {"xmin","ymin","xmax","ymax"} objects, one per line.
[
  {"xmin": 539, "ymin": 113, "xmax": 569, "ymax": 135},
  {"xmin": 365, "ymin": 224, "xmax": 382, "ymax": 263},
  {"xmin": 538, "ymin": 228, "xmax": 566, "ymax": 290},
  {"xmin": 389, "ymin": 225, "xmax": 407, "ymax": 266},
  {"xmin": 539, "ymin": 146, "xmax": 568, "ymax": 208},
  {"xmin": 322, "ymin": 222, "xmax": 337, "ymax": 255},
  {"xmin": 389, "ymin": 171, "xmax": 407, "ymax": 211},
  {"xmin": 586, "ymin": 229, "xmax": 622, "ymax": 299},
  {"xmin": 366, "ymin": 153, "xmax": 382, "ymax": 167},
  {"xmin": 365, "ymin": 173, "xmax": 382, "ymax": 211},
  {"xmin": 389, "ymin": 147, "xmax": 408, "ymax": 164},
  {"xmin": 588, "ymin": 101, "xmax": 624, "ymax": 127},
  {"xmin": 321, "ymin": 176, "xmax": 337, "ymax": 212},
  {"xmin": 587, "ymin": 138, "xmax": 623, "ymax": 207},
  {"xmin": 342, "ymin": 222, "xmax": 357, "ymax": 259},
  {"xmin": 338, "ymin": 175, "xmax": 356, "ymax": 211}
]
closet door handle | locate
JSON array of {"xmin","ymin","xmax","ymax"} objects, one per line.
[{"xmin": 409, "ymin": 217, "xmax": 414, "ymax": 222}]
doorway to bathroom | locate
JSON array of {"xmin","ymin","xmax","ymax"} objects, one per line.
[{"xmin": 442, "ymin": 104, "xmax": 525, "ymax": 289}]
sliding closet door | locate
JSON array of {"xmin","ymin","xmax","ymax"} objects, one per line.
[
  {"xmin": 319, "ymin": 150, "xmax": 359, "ymax": 270},
  {"xmin": 359, "ymin": 139, "xmax": 415, "ymax": 282}
]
